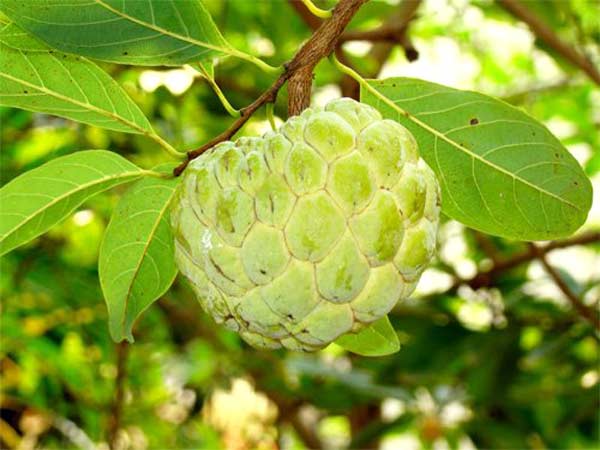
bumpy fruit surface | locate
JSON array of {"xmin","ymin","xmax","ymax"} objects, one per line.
[{"xmin": 171, "ymin": 98, "xmax": 441, "ymax": 351}]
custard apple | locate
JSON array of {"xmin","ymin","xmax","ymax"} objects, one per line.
[{"xmin": 171, "ymin": 98, "xmax": 441, "ymax": 351}]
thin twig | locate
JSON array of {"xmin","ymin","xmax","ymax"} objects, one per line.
[
  {"xmin": 173, "ymin": 78, "xmax": 285, "ymax": 176},
  {"xmin": 342, "ymin": 0, "xmax": 422, "ymax": 98},
  {"xmin": 451, "ymin": 231, "xmax": 600, "ymax": 294},
  {"xmin": 174, "ymin": 0, "xmax": 368, "ymax": 176},
  {"xmin": 529, "ymin": 243, "xmax": 599, "ymax": 330},
  {"xmin": 107, "ymin": 341, "xmax": 128, "ymax": 449},
  {"xmin": 339, "ymin": 18, "xmax": 418, "ymax": 43},
  {"xmin": 497, "ymin": 0, "xmax": 600, "ymax": 86}
]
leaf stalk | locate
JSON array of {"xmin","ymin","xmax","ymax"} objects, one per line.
[{"xmin": 300, "ymin": 0, "xmax": 333, "ymax": 19}]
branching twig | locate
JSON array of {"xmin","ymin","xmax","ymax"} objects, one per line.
[
  {"xmin": 339, "ymin": 19, "xmax": 418, "ymax": 43},
  {"xmin": 107, "ymin": 341, "xmax": 128, "ymax": 449},
  {"xmin": 461, "ymin": 231, "xmax": 600, "ymax": 290},
  {"xmin": 497, "ymin": 0, "xmax": 600, "ymax": 86},
  {"xmin": 529, "ymin": 243, "xmax": 599, "ymax": 330},
  {"xmin": 342, "ymin": 0, "xmax": 422, "ymax": 98},
  {"xmin": 286, "ymin": 0, "xmax": 369, "ymax": 114},
  {"xmin": 174, "ymin": 0, "xmax": 368, "ymax": 176},
  {"xmin": 291, "ymin": 0, "xmax": 422, "ymax": 99},
  {"xmin": 289, "ymin": 0, "xmax": 363, "ymax": 99}
]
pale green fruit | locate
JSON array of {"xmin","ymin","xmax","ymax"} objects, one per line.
[{"xmin": 171, "ymin": 98, "xmax": 441, "ymax": 351}]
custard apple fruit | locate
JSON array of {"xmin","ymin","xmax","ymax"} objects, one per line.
[{"xmin": 171, "ymin": 98, "xmax": 441, "ymax": 351}]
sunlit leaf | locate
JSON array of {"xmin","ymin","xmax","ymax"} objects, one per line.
[
  {"xmin": 99, "ymin": 166, "xmax": 179, "ymax": 342},
  {"xmin": 0, "ymin": 21, "xmax": 47, "ymax": 50},
  {"xmin": 0, "ymin": 24, "xmax": 154, "ymax": 135},
  {"xmin": 0, "ymin": 151, "xmax": 144, "ymax": 256},
  {"xmin": 335, "ymin": 316, "xmax": 400, "ymax": 356},
  {"xmin": 361, "ymin": 78, "xmax": 592, "ymax": 240},
  {"xmin": 0, "ymin": 0, "xmax": 235, "ymax": 66}
]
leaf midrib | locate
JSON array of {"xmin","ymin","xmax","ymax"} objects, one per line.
[
  {"xmin": 0, "ymin": 68, "xmax": 151, "ymax": 136},
  {"xmin": 0, "ymin": 170, "xmax": 143, "ymax": 247},
  {"xmin": 93, "ymin": 0, "xmax": 234, "ymax": 57},
  {"xmin": 114, "ymin": 184, "xmax": 177, "ymax": 337},
  {"xmin": 368, "ymin": 82, "xmax": 582, "ymax": 211}
]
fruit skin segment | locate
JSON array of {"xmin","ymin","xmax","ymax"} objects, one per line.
[{"xmin": 171, "ymin": 98, "xmax": 441, "ymax": 351}]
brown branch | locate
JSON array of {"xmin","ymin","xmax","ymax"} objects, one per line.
[
  {"xmin": 291, "ymin": 0, "xmax": 422, "ymax": 99},
  {"xmin": 289, "ymin": 0, "xmax": 362, "ymax": 98},
  {"xmin": 286, "ymin": 0, "xmax": 369, "ymax": 114},
  {"xmin": 339, "ymin": 21, "xmax": 415, "ymax": 43},
  {"xmin": 458, "ymin": 231, "xmax": 600, "ymax": 290},
  {"xmin": 107, "ymin": 341, "xmax": 128, "ymax": 449},
  {"xmin": 174, "ymin": 0, "xmax": 368, "ymax": 176},
  {"xmin": 497, "ymin": 0, "xmax": 600, "ymax": 86},
  {"xmin": 530, "ymin": 243, "xmax": 599, "ymax": 330}
]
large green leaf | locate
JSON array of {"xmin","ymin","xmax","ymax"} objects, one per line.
[
  {"xmin": 361, "ymin": 78, "xmax": 592, "ymax": 240},
  {"xmin": 335, "ymin": 316, "xmax": 400, "ymax": 356},
  {"xmin": 99, "ymin": 166, "xmax": 179, "ymax": 342},
  {"xmin": 0, "ymin": 21, "xmax": 47, "ymax": 50},
  {"xmin": 0, "ymin": 0, "xmax": 234, "ymax": 66},
  {"xmin": 0, "ymin": 24, "xmax": 154, "ymax": 135},
  {"xmin": 0, "ymin": 151, "xmax": 144, "ymax": 256}
]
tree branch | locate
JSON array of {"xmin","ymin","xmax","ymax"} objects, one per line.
[
  {"xmin": 450, "ymin": 231, "xmax": 600, "ymax": 295},
  {"xmin": 107, "ymin": 341, "xmax": 128, "ymax": 449},
  {"xmin": 342, "ymin": 0, "xmax": 422, "ymax": 98},
  {"xmin": 291, "ymin": 0, "xmax": 422, "ymax": 99},
  {"xmin": 289, "ymin": 0, "xmax": 363, "ymax": 99},
  {"xmin": 497, "ymin": 0, "xmax": 600, "ymax": 86},
  {"xmin": 174, "ymin": 0, "xmax": 368, "ymax": 176},
  {"xmin": 529, "ymin": 243, "xmax": 599, "ymax": 330},
  {"xmin": 286, "ymin": 0, "xmax": 369, "ymax": 114}
]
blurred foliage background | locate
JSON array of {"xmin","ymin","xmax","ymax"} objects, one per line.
[{"xmin": 1, "ymin": 0, "xmax": 599, "ymax": 449}]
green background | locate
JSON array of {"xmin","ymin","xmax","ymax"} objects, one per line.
[{"xmin": 1, "ymin": 0, "xmax": 599, "ymax": 448}]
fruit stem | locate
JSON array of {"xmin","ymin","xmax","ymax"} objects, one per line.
[
  {"xmin": 266, "ymin": 102, "xmax": 277, "ymax": 131},
  {"xmin": 300, "ymin": 0, "xmax": 333, "ymax": 19}
]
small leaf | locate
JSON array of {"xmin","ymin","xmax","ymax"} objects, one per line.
[
  {"xmin": 361, "ymin": 78, "xmax": 593, "ymax": 240},
  {"xmin": 0, "ymin": 151, "xmax": 144, "ymax": 256},
  {"xmin": 335, "ymin": 316, "xmax": 400, "ymax": 356},
  {"xmin": 1, "ymin": 0, "xmax": 234, "ymax": 66},
  {"xmin": 99, "ymin": 166, "xmax": 180, "ymax": 342},
  {"xmin": 0, "ymin": 27, "xmax": 154, "ymax": 135}
]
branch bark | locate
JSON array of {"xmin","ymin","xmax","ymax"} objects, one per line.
[
  {"xmin": 497, "ymin": 0, "xmax": 600, "ymax": 86},
  {"xmin": 291, "ymin": 0, "xmax": 422, "ymax": 99},
  {"xmin": 174, "ymin": 0, "xmax": 368, "ymax": 176},
  {"xmin": 107, "ymin": 341, "xmax": 128, "ymax": 449},
  {"xmin": 461, "ymin": 231, "xmax": 600, "ymax": 290},
  {"xmin": 286, "ymin": 0, "xmax": 369, "ymax": 114}
]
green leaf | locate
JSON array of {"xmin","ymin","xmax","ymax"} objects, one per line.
[
  {"xmin": 335, "ymin": 316, "xmax": 400, "ymax": 356},
  {"xmin": 361, "ymin": 78, "xmax": 593, "ymax": 240},
  {"xmin": 194, "ymin": 60, "xmax": 215, "ymax": 80},
  {"xmin": 0, "ymin": 0, "xmax": 234, "ymax": 66},
  {"xmin": 0, "ymin": 150, "xmax": 144, "ymax": 256},
  {"xmin": 0, "ymin": 21, "xmax": 47, "ymax": 50},
  {"xmin": 99, "ymin": 166, "xmax": 180, "ymax": 342},
  {"xmin": 0, "ymin": 29, "xmax": 154, "ymax": 135}
]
